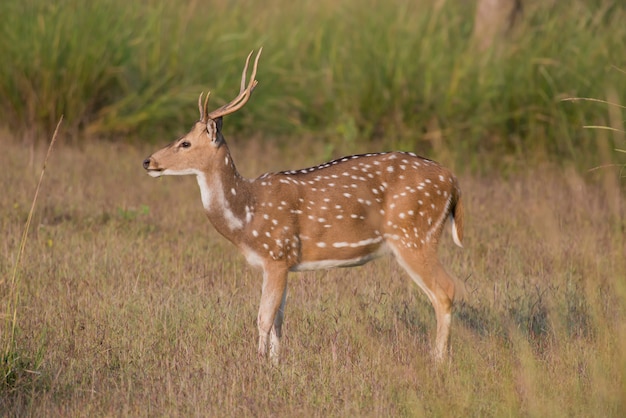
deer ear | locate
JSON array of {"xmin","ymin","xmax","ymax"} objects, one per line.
[
  {"xmin": 206, "ymin": 119, "xmax": 218, "ymax": 142},
  {"xmin": 206, "ymin": 118, "xmax": 224, "ymax": 145}
]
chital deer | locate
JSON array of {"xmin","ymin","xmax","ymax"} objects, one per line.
[{"xmin": 143, "ymin": 49, "xmax": 464, "ymax": 363}]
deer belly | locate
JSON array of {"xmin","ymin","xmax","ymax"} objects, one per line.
[{"xmin": 291, "ymin": 240, "xmax": 389, "ymax": 272}]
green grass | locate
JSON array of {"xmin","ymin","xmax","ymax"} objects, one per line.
[
  {"xmin": 1, "ymin": 137, "xmax": 624, "ymax": 416},
  {"xmin": 1, "ymin": 0, "xmax": 625, "ymax": 167}
]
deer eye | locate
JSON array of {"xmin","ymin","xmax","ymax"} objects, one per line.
[{"xmin": 180, "ymin": 141, "xmax": 191, "ymax": 148}]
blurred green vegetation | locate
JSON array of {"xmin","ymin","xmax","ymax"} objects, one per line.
[{"xmin": 0, "ymin": 0, "xmax": 624, "ymax": 165}]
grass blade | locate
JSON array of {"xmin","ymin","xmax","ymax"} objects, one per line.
[{"xmin": 3, "ymin": 117, "xmax": 63, "ymax": 368}]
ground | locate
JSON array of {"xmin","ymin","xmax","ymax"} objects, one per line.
[{"xmin": 1, "ymin": 137, "xmax": 625, "ymax": 416}]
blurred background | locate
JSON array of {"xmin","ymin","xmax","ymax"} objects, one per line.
[{"xmin": 0, "ymin": 0, "xmax": 624, "ymax": 170}]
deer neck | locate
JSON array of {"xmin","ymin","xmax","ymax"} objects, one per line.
[{"xmin": 195, "ymin": 144, "xmax": 253, "ymax": 243}]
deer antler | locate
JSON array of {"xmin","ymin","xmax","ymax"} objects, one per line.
[
  {"xmin": 198, "ymin": 92, "xmax": 211, "ymax": 122},
  {"xmin": 199, "ymin": 48, "xmax": 262, "ymax": 122}
]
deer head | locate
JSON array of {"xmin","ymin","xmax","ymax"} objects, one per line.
[{"xmin": 143, "ymin": 49, "xmax": 262, "ymax": 178}]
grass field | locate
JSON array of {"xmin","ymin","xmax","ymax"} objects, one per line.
[
  {"xmin": 1, "ymin": 135, "xmax": 624, "ymax": 416},
  {"xmin": 1, "ymin": 0, "xmax": 626, "ymax": 415}
]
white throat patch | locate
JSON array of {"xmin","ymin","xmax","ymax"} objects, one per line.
[{"xmin": 196, "ymin": 172, "xmax": 244, "ymax": 231}]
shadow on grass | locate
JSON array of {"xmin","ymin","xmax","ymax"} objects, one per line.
[
  {"xmin": 455, "ymin": 294, "xmax": 555, "ymax": 356},
  {"xmin": 1, "ymin": 346, "xmax": 50, "ymax": 412}
]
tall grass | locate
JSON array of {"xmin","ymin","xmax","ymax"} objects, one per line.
[
  {"xmin": 0, "ymin": 0, "xmax": 624, "ymax": 165},
  {"xmin": 2, "ymin": 118, "xmax": 61, "ymax": 387}
]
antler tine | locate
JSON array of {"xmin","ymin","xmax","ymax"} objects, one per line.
[
  {"xmin": 198, "ymin": 93, "xmax": 204, "ymax": 121},
  {"xmin": 240, "ymin": 50, "xmax": 254, "ymax": 93},
  {"xmin": 203, "ymin": 92, "xmax": 211, "ymax": 120},
  {"xmin": 207, "ymin": 48, "xmax": 263, "ymax": 120},
  {"xmin": 198, "ymin": 92, "xmax": 213, "ymax": 122}
]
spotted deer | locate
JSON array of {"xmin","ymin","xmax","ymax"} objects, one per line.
[{"xmin": 143, "ymin": 49, "xmax": 464, "ymax": 363}]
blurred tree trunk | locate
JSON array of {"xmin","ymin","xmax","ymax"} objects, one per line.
[{"xmin": 473, "ymin": 0, "xmax": 523, "ymax": 50}]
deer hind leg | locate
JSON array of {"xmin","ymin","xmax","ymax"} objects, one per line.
[
  {"xmin": 257, "ymin": 266, "xmax": 288, "ymax": 364},
  {"xmin": 391, "ymin": 245, "xmax": 455, "ymax": 362}
]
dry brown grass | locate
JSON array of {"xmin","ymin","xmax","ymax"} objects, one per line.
[{"xmin": 1, "ymin": 136, "xmax": 625, "ymax": 416}]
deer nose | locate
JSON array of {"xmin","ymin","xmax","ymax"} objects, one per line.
[{"xmin": 143, "ymin": 158, "xmax": 151, "ymax": 169}]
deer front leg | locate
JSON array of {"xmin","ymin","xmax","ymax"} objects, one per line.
[
  {"xmin": 269, "ymin": 284, "xmax": 288, "ymax": 361},
  {"xmin": 257, "ymin": 267, "xmax": 288, "ymax": 364}
]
